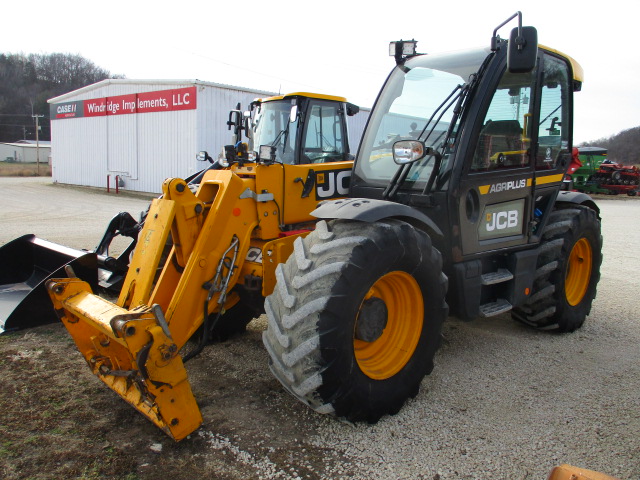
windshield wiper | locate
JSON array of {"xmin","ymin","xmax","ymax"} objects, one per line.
[
  {"xmin": 418, "ymin": 85, "xmax": 462, "ymax": 143},
  {"xmin": 382, "ymin": 87, "xmax": 463, "ymax": 201},
  {"xmin": 270, "ymin": 121, "xmax": 291, "ymax": 155}
]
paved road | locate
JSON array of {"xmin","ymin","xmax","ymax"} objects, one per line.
[{"xmin": 0, "ymin": 177, "xmax": 152, "ymax": 251}]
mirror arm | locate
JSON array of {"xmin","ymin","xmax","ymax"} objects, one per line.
[
  {"xmin": 382, "ymin": 164, "xmax": 408, "ymax": 200},
  {"xmin": 422, "ymin": 150, "xmax": 443, "ymax": 195},
  {"xmin": 491, "ymin": 11, "xmax": 522, "ymax": 51}
]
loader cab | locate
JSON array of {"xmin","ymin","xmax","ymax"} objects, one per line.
[
  {"xmin": 216, "ymin": 93, "xmax": 361, "ymax": 230},
  {"xmin": 249, "ymin": 93, "xmax": 358, "ymax": 165},
  {"xmin": 350, "ymin": 39, "xmax": 581, "ymax": 262}
]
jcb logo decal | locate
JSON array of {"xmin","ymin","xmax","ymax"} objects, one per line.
[
  {"xmin": 486, "ymin": 210, "xmax": 518, "ymax": 231},
  {"xmin": 316, "ymin": 169, "xmax": 351, "ymax": 200},
  {"xmin": 245, "ymin": 247, "xmax": 263, "ymax": 264},
  {"xmin": 478, "ymin": 199, "xmax": 524, "ymax": 240}
]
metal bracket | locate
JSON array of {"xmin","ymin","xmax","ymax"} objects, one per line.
[
  {"xmin": 239, "ymin": 188, "xmax": 274, "ymax": 202},
  {"xmin": 301, "ymin": 169, "xmax": 316, "ymax": 198},
  {"xmin": 151, "ymin": 304, "xmax": 173, "ymax": 340}
]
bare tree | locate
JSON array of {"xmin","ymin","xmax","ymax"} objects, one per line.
[
  {"xmin": 580, "ymin": 126, "xmax": 640, "ymax": 165},
  {"xmin": 0, "ymin": 52, "xmax": 123, "ymax": 142}
]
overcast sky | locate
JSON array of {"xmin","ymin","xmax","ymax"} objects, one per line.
[{"xmin": 4, "ymin": 0, "xmax": 638, "ymax": 144}]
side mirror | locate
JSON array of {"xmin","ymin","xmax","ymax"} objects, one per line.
[
  {"xmin": 197, "ymin": 151, "xmax": 213, "ymax": 163},
  {"xmin": 289, "ymin": 104, "xmax": 298, "ymax": 123},
  {"xmin": 508, "ymin": 26, "xmax": 538, "ymax": 73},
  {"xmin": 392, "ymin": 140, "xmax": 427, "ymax": 165},
  {"xmin": 244, "ymin": 111, "xmax": 252, "ymax": 139}
]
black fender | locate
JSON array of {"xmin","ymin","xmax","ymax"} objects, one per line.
[
  {"xmin": 312, "ymin": 198, "xmax": 443, "ymax": 238},
  {"xmin": 555, "ymin": 190, "xmax": 600, "ymax": 217}
]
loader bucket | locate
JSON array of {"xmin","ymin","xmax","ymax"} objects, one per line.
[{"xmin": 0, "ymin": 234, "xmax": 97, "ymax": 334}]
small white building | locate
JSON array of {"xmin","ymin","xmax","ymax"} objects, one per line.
[
  {"xmin": 48, "ymin": 79, "xmax": 369, "ymax": 194},
  {"xmin": 0, "ymin": 140, "xmax": 51, "ymax": 163}
]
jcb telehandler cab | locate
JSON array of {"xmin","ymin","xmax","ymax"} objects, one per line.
[
  {"xmin": 262, "ymin": 15, "xmax": 601, "ymax": 422},
  {"xmin": 46, "ymin": 13, "xmax": 600, "ymax": 441}
]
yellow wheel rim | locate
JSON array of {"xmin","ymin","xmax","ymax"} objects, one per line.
[
  {"xmin": 354, "ymin": 271, "xmax": 424, "ymax": 380},
  {"xmin": 565, "ymin": 238, "xmax": 593, "ymax": 306}
]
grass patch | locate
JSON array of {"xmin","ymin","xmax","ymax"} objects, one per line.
[{"xmin": 0, "ymin": 161, "xmax": 51, "ymax": 176}]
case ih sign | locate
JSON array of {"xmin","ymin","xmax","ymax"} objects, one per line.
[{"xmin": 50, "ymin": 86, "xmax": 197, "ymax": 120}]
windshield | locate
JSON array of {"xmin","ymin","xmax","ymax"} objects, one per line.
[
  {"xmin": 355, "ymin": 48, "xmax": 490, "ymax": 189},
  {"xmin": 252, "ymin": 100, "xmax": 298, "ymax": 164}
]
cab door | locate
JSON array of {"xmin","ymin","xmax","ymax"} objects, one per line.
[
  {"xmin": 457, "ymin": 51, "xmax": 573, "ymax": 256},
  {"xmin": 299, "ymin": 99, "xmax": 350, "ymax": 164}
]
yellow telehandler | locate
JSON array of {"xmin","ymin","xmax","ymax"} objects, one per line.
[{"xmin": 45, "ymin": 12, "xmax": 602, "ymax": 447}]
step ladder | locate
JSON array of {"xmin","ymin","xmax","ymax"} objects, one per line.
[{"xmin": 479, "ymin": 268, "xmax": 513, "ymax": 317}]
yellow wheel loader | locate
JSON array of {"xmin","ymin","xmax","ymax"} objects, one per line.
[
  {"xmin": 21, "ymin": 12, "xmax": 605, "ymax": 446},
  {"xmin": 42, "ymin": 91, "xmax": 359, "ymax": 440},
  {"xmin": 0, "ymin": 92, "xmax": 359, "ymax": 335}
]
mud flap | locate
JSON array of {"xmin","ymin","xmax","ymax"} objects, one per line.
[
  {"xmin": 0, "ymin": 235, "xmax": 97, "ymax": 334},
  {"xmin": 46, "ymin": 277, "xmax": 202, "ymax": 441}
]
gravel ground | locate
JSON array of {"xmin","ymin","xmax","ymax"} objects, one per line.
[{"xmin": 1, "ymin": 177, "xmax": 638, "ymax": 480}]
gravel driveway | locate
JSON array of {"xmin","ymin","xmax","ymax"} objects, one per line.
[{"xmin": 0, "ymin": 177, "xmax": 637, "ymax": 480}]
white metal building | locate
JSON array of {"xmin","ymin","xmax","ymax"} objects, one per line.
[
  {"xmin": 48, "ymin": 79, "xmax": 369, "ymax": 194},
  {"xmin": 0, "ymin": 141, "xmax": 51, "ymax": 163}
]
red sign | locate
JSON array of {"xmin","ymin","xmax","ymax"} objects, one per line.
[{"xmin": 51, "ymin": 87, "xmax": 197, "ymax": 120}]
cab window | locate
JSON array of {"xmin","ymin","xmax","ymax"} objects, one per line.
[
  {"xmin": 471, "ymin": 68, "xmax": 535, "ymax": 172},
  {"xmin": 302, "ymin": 101, "xmax": 346, "ymax": 163},
  {"xmin": 536, "ymin": 54, "xmax": 571, "ymax": 170}
]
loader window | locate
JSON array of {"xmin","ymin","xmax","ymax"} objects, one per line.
[
  {"xmin": 471, "ymin": 69, "xmax": 535, "ymax": 171},
  {"xmin": 535, "ymin": 55, "xmax": 571, "ymax": 170},
  {"xmin": 302, "ymin": 102, "xmax": 346, "ymax": 163},
  {"xmin": 252, "ymin": 100, "xmax": 299, "ymax": 164}
]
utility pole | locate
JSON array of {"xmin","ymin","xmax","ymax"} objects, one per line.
[{"xmin": 33, "ymin": 114, "xmax": 44, "ymax": 176}]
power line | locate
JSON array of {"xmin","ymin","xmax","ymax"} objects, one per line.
[{"xmin": 0, "ymin": 114, "xmax": 50, "ymax": 119}]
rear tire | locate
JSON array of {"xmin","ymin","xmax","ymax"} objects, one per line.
[
  {"xmin": 512, "ymin": 205, "xmax": 602, "ymax": 332},
  {"xmin": 263, "ymin": 219, "xmax": 448, "ymax": 422}
]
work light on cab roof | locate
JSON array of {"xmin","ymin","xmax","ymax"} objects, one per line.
[{"xmin": 389, "ymin": 39, "xmax": 418, "ymax": 65}]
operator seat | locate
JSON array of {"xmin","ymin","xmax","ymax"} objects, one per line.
[{"xmin": 474, "ymin": 120, "xmax": 523, "ymax": 169}]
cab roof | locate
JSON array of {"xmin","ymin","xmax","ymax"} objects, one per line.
[
  {"xmin": 260, "ymin": 92, "xmax": 347, "ymax": 103},
  {"xmin": 540, "ymin": 45, "xmax": 584, "ymax": 83}
]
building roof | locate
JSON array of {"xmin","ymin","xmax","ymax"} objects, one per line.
[
  {"xmin": 48, "ymin": 79, "xmax": 277, "ymax": 103},
  {"xmin": 13, "ymin": 140, "xmax": 52, "ymax": 146},
  {"xmin": 1, "ymin": 141, "xmax": 51, "ymax": 148}
]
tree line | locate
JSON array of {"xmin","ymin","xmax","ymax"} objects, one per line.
[
  {"xmin": 1, "ymin": 52, "xmax": 637, "ymax": 164},
  {"xmin": 579, "ymin": 126, "xmax": 640, "ymax": 166},
  {"xmin": 0, "ymin": 53, "xmax": 121, "ymax": 142}
]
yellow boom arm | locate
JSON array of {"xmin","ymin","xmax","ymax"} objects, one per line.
[
  {"xmin": 45, "ymin": 160, "xmax": 353, "ymax": 440},
  {"xmin": 47, "ymin": 169, "xmax": 260, "ymax": 440}
]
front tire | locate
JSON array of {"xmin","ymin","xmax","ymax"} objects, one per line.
[
  {"xmin": 263, "ymin": 219, "xmax": 448, "ymax": 422},
  {"xmin": 512, "ymin": 205, "xmax": 602, "ymax": 332}
]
